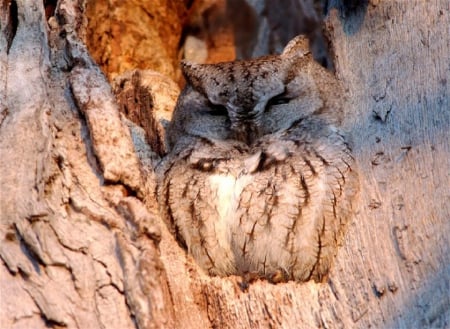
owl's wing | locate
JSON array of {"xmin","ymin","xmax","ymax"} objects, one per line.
[{"xmin": 230, "ymin": 119, "xmax": 358, "ymax": 282}]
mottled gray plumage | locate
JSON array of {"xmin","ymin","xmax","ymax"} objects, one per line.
[{"xmin": 157, "ymin": 36, "xmax": 358, "ymax": 283}]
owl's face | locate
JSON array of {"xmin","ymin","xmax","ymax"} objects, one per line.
[{"xmin": 169, "ymin": 36, "xmax": 337, "ymax": 148}]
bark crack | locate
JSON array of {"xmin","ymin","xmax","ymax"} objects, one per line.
[{"xmin": 3, "ymin": 0, "xmax": 18, "ymax": 53}]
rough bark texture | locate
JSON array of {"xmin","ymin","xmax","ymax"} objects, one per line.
[
  {"xmin": 112, "ymin": 69, "xmax": 180, "ymax": 157},
  {"xmin": 1, "ymin": 0, "xmax": 449, "ymax": 329},
  {"xmin": 84, "ymin": 0, "xmax": 188, "ymax": 81},
  {"xmin": 0, "ymin": 1, "xmax": 172, "ymax": 328}
]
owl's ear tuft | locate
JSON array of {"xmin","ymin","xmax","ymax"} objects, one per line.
[
  {"xmin": 281, "ymin": 35, "xmax": 310, "ymax": 59},
  {"xmin": 181, "ymin": 60, "xmax": 226, "ymax": 95},
  {"xmin": 181, "ymin": 60, "xmax": 204, "ymax": 87}
]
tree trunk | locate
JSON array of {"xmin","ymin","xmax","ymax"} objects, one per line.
[{"xmin": 1, "ymin": 1, "xmax": 448, "ymax": 329}]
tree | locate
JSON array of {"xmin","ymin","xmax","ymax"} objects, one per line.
[{"xmin": 0, "ymin": 0, "xmax": 448, "ymax": 328}]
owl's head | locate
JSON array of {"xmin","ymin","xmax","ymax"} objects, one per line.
[{"xmin": 170, "ymin": 36, "xmax": 343, "ymax": 147}]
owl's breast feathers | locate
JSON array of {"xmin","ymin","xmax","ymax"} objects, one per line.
[{"xmin": 158, "ymin": 126, "xmax": 358, "ymax": 282}]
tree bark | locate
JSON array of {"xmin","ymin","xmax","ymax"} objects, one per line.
[
  {"xmin": 1, "ymin": 1, "xmax": 449, "ymax": 329},
  {"xmin": 0, "ymin": 1, "xmax": 173, "ymax": 328}
]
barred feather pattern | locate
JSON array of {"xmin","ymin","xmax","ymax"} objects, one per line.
[
  {"xmin": 158, "ymin": 118, "xmax": 357, "ymax": 282},
  {"xmin": 156, "ymin": 36, "xmax": 359, "ymax": 282}
]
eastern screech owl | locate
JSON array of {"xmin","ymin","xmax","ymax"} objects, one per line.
[{"xmin": 157, "ymin": 36, "xmax": 358, "ymax": 283}]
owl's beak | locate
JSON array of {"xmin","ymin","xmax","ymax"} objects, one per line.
[
  {"xmin": 230, "ymin": 121, "xmax": 261, "ymax": 145},
  {"xmin": 226, "ymin": 100, "xmax": 266, "ymax": 145}
]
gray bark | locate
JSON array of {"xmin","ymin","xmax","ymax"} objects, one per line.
[
  {"xmin": 0, "ymin": 0, "xmax": 449, "ymax": 329},
  {"xmin": 0, "ymin": 1, "xmax": 172, "ymax": 328}
]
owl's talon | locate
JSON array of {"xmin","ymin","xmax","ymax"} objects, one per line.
[{"xmin": 268, "ymin": 269, "xmax": 289, "ymax": 284}]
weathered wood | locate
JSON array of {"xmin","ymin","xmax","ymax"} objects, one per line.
[
  {"xmin": 0, "ymin": 1, "xmax": 171, "ymax": 328},
  {"xmin": 84, "ymin": 0, "xmax": 187, "ymax": 81},
  {"xmin": 112, "ymin": 69, "xmax": 180, "ymax": 157}
]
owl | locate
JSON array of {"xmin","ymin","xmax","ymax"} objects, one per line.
[{"xmin": 156, "ymin": 36, "xmax": 358, "ymax": 283}]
